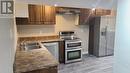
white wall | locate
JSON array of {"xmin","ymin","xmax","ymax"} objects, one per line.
[
  {"xmin": 0, "ymin": 0, "xmax": 17, "ymax": 73},
  {"xmin": 17, "ymin": 14, "xmax": 89, "ymax": 54},
  {"xmin": 15, "ymin": 0, "xmax": 117, "ymax": 10},
  {"xmin": 0, "ymin": 18, "xmax": 16, "ymax": 73},
  {"xmin": 114, "ymin": 0, "xmax": 130, "ymax": 73}
]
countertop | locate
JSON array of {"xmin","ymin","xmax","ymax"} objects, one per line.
[
  {"xmin": 40, "ymin": 39, "xmax": 64, "ymax": 43},
  {"xmin": 14, "ymin": 46, "xmax": 59, "ymax": 73}
]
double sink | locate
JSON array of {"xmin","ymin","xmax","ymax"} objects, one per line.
[
  {"xmin": 19, "ymin": 41, "xmax": 59, "ymax": 61},
  {"xmin": 20, "ymin": 42, "xmax": 44, "ymax": 51}
]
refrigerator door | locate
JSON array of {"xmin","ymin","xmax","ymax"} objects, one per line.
[
  {"xmin": 106, "ymin": 31, "xmax": 115, "ymax": 55},
  {"xmin": 99, "ymin": 29, "xmax": 107, "ymax": 57},
  {"xmin": 99, "ymin": 36, "xmax": 107, "ymax": 56}
]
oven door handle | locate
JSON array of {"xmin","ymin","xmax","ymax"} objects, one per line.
[
  {"xmin": 66, "ymin": 46, "xmax": 82, "ymax": 49},
  {"xmin": 66, "ymin": 48, "xmax": 82, "ymax": 51}
]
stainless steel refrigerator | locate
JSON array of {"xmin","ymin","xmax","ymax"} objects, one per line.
[{"xmin": 89, "ymin": 16, "xmax": 116, "ymax": 57}]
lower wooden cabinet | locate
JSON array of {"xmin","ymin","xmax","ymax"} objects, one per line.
[
  {"xmin": 59, "ymin": 41, "xmax": 65, "ymax": 63},
  {"xmin": 23, "ymin": 66, "xmax": 57, "ymax": 73}
]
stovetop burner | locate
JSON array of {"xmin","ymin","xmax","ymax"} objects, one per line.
[{"xmin": 59, "ymin": 31, "xmax": 80, "ymax": 41}]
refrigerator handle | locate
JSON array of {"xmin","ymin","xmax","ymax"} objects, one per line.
[{"xmin": 101, "ymin": 26, "xmax": 107, "ymax": 36}]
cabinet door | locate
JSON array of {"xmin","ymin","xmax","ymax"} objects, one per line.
[
  {"xmin": 79, "ymin": 8, "xmax": 92, "ymax": 25},
  {"xmin": 23, "ymin": 66, "xmax": 57, "ymax": 73},
  {"xmin": 35, "ymin": 5, "xmax": 43, "ymax": 24},
  {"xmin": 59, "ymin": 41, "xmax": 65, "ymax": 63},
  {"xmin": 28, "ymin": 5, "xmax": 43, "ymax": 24},
  {"xmin": 44, "ymin": 5, "xmax": 56, "ymax": 25},
  {"xmin": 95, "ymin": 9, "xmax": 111, "ymax": 16},
  {"xmin": 28, "ymin": 5, "xmax": 35, "ymax": 24}
]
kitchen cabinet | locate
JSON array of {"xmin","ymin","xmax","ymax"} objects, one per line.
[
  {"xmin": 79, "ymin": 8, "xmax": 92, "ymax": 25},
  {"xmin": 23, "ymin": 66, "xmax": 57, "ymax": 73},
  {"xmin": 28, "ymin": 4, "xmax": 56, "ymax": 25},
  {"xmin": 95, "ymin": 9, "xmax": 111, "ymax": 16},
  {"xmin": 44, "ymin": 6, "xmax": 56, "ymax": 24},
  {"xmin": 16, "ymin": 17, "xmax": 28, "ymax": 25},
  {"xmin": 59, "ymin": 41, "xmax": 65, "ymax": 63},
  {"xmin": 28, "ymin": 5, "xmax": 43, "ymax": 24},
  {"xmin": 15, "ymin": 3, "xmax": 29, "ymax": 17},
  {"xmin": 79, "ymin": 8, "xmax": 111, "ymax": 25}
]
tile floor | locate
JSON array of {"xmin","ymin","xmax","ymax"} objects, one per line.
[{"xmin": 58, "ymin": 55, "xmax": 113, "ymax": 73}]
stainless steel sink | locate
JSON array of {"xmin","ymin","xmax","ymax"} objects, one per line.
[{"xmin": 21, "ymin": 42, "xmax": 42, "ymax": 51}]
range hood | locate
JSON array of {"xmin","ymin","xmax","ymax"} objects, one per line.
[{"xmin": 56, "ymin": 7, "xmax": 80, "ymax": 15}]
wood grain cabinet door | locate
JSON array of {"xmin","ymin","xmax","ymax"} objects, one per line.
[
  {"xmin": 79, "ymin": 8, "xmax": 111, "ymax": 25},
  {"xmin": 95, "ymin": 9, "xmax": 111, "ymax": 16},
  {"xmin": 79, "ymin": 8, "xmax": 92, "ymax": 25},
  {"xmin": 44, "ymin": 5, "xmax": 56, "ymax": 25},
  {"xmin": 23, "ymin": 66, "xmax": 57, "ymax": 73},
  {"xmin": 35, "ymin": 5, "xmax": 43, "ymax": 24},
  {"xmin": 28, "ymin": 4, "xmax": 35, "ymax": 24},
  {"xmin": 59, "ymin": 41, "xmax": 65, "ymax": 63},
  {"xmin": 28, "ymin": 4, "xmax": 43, "ymax": 24},
  {"xmin": 28, "ymin": 5, "xmax": 56, "ymax": 25}
]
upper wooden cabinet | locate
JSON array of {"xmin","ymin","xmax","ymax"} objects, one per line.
[
  {"xmin": 16, "ymin": 5, "xmax": 111, "ymax": 25},
  {"xmin": 28, "ymin": 5, "xmax": 43, "ymax": 24},
  {"xmin": 44, "ymin": 6, "xmax": 56, "ymax": 24},
  {"xmin": 79, "ymin": 8, "xmax": 92, "ymax": 25},
  {"xmin": 28, "ymin": 4, "xmax": 56, "ymax": 25},
  {"xmin": 79, "ymin": 8, "xmax": 111, "ymax": 25},
  {"xmin": 95, "ymin": 9, "xmax": 111, "ymax": 16}
]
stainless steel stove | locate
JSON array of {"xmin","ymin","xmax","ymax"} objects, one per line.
[{"xmin": 59, "ymin": 31, "xmax": 82, "ymax": 63}]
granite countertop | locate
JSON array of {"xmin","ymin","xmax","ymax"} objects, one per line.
[{"xmin": 14, "ymin": 46, "xmax": 59, "ymax": 73}]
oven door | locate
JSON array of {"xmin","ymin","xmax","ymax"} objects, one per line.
[{"xmin": 65, "ymin": 48, "xmax": 82, "ymax": 63}]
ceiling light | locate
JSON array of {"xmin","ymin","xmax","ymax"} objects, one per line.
[
  {"xmin": 54, "ymin": 4, "xmax": 58, "ymax": 7},
  {"xmin": 92, "ymin": 8, "xmax": 96, "ymax": 11}
]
